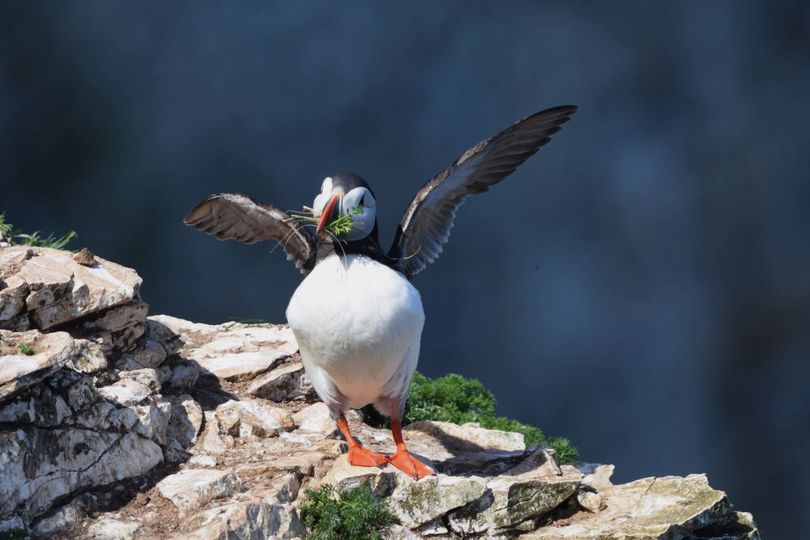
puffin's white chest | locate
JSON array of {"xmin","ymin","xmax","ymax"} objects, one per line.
[{"xmin": 286, "ymin": 254, "xmax": 424, "ymax": 407}]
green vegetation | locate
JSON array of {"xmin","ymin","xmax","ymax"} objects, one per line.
[
  {"xmin": 290, "ymin": 206, "xmax": 364, "ymax": 237},
  {"xmin": 0, "ymin": 527, "xmax": 28, "ymax": 540},
  {"xmin": 299, "ymin": 483, "xmax": 399, "ymax": 540},
  {"xmin": 0, "ymin": 212, "xmax": 13, "ymax": 240},
  {"xmin": 0, "ymin": 211, "xmax": 77, "ymax": 249},
  {"xmin": 17, "ymin": 342, "xmax": 35, "ymax": 356},
  {"xmin": 16, "ymin": 230, "xmax": 77, "ymax": 249},
  {"xmin": 365, "ymin": 372, "xmax": 578, "ymax": 464}
]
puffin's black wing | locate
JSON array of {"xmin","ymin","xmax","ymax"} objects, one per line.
[
  {"xmin": 389, "ymin": 105, "xmax": 577, "ymax": 278},
  {"xmin": 184, "ymin": 193, "xmax": 316, "ymax": 274}
]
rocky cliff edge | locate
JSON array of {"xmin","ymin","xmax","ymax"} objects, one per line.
[{"xmin": 0, "ymin": 246, "xmax": 760, "ymax": 539}]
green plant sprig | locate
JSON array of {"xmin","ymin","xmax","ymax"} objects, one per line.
[
  {"xmin": 0, "ymin": 211, "xmax": 77, "ymax": 249},
  {"xmin": 300, "ymin": 483, "xmax": 399, "ymax": 540},
  {"xmin": 18, "ymin": 342, "xmax": 34, "ymax": 356},
  {"xmin": 288, "ymin": 205, "xmax": 363, "ymax": 237}
]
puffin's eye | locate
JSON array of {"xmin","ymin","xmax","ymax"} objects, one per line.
[{"xmin": 358, "ymin": 195, "xmax": 365, "ymax": 208}]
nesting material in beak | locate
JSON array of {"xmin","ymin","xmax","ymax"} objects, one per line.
[{"xmin": 316, "ymin": 193, "xmax": 341, "ymax": 237}]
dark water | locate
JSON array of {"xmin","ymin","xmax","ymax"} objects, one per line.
[{"xmin": 2, "ymin": 2, "xmax": 808, "ymax": 536}]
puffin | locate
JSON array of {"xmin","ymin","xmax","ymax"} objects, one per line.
[{"xmin": 184, "ymin": 105, "xmax": 577, "ymax": 479}]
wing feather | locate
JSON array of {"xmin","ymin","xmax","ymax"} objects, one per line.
[
  {"xmin": 184, "ymin": 193, "xmax": 316, "ymax": 274},
  {"xmin": 389, "ymin": 105, "xmax": 577, "ymax": 278}
]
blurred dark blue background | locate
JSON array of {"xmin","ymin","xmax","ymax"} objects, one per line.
[{"xmin": 2, "ymin": 1, "xmax": 808, "ymax": 536}]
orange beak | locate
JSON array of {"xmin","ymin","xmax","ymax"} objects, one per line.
[{"xmin": 316, "ymin": 193, "xmax": 341, "ymax": 237}]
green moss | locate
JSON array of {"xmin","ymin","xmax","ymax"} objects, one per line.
[
  {"xmin": 17, "ymin": 342, "xmax": 34, "ymax": 356},
  {"xmin": 300, "ymin": 483, "xmax": 399, "ymax": 540},
  {"xmin": 365, "ymin": 372, "xmax": 579, "ymax": 464}
]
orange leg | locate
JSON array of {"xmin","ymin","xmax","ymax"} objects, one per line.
[
  {"xmin": 387, "ymin": 418, "xmax": 435, "ymax": 480},
  {"xmin": 336, "ymin": 414, "xmax": 388, "ymax": 468}
]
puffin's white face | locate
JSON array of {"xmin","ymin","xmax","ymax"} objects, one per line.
[{"xmin": 312, "ymin": 177, "xmax": 377, "ymax": 241}]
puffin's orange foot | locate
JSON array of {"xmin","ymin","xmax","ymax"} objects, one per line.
[
  {"xmin": 388, "ymin": 450, "xmax": 435, "ymax": 480},
  {"xmin": 347, "ymin": 445, "xmax": 389, "ymax": 468}
]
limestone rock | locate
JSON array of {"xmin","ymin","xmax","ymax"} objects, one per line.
[
  {"xmin": 120, "ymin": 367, "xmax": 162, "ymax": 392},
  {"xmin": 167, "ymin": 394, "xmax": 204, "ymax": 447},
  {"xmin": 214, "ymin": 399, "xmax": 292, "ymax": 439},
  {"xmin": 168, "ymin": 361, "xmax": 200, "ymax": 391},
  {"xmin": 0, "ymin": 429, "xmax": 162, "ymax": 523},
  {"xmin": 157, "ymin": 469, "xmax": 243, "ymax": 511},
  {"xmin": 576, "ymin": 489, "xmax": 605, "ymax": 513},
  {"xmin": 120, "ymin": 338, "xmax": 167, "ymax": 369},
  {"xmin": 323, "ymin": 456, "xmax": 487, "ymax": 529},
  {"xmin": 247, "ymin": 360, "xmax": 315, "ymax": 401},
  {"xmin": 0, "ymin": 246, "xmax": 142, "ymax": 331},
  {"xmin": 133, "ymin": 396, "xmax": 173, "ymax": 445},
  {"xmin": 0, "ymin": 329, "xmax": 77, "ymax": 401},
  {"xmin": 185, "ymin": 500, "xmax": 305, "ymax": 540},
  {"xmin": 189, "ymin": 454, "xmax": 218, "ymax": 468},
  {"xmin": 292, "ymin": 402, "xmax": 336, "ymax": 436},
  {"xmin": 0, "ymin": 262, "xmax": 760, "ymax": 539},
  {"xmin": 382, "ymin": 525, "xmax": 422, "ymax": 539},
  {"xmin": 234, "ymin": 451, "xmax": 328, "ymax": 479},
  {"xmin": 522, "ymin": 474, "xmax": 758, "ymax": 540},
  {"xmin": 406, "ymin": 420, "xmax": 526, "ymax": 453},
  {"xmin": 149, "ymin": 315, "xmax": 298, "ymax": 381},
  {"xmin": 448, "ymin": 472, "xmax": 581, "ymax": 535},
  {"xmin": 98, "ymin": 378, "xmax": 155, "ymax": 406},
  {"xmin": 85, "ymin": 517, "xmax": 141, "ymax": 539}
]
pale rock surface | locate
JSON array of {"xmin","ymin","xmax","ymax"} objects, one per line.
[
  {"xmin": 522, "ymin": 474, "xmax": 754, "ymax": 539},
  {"xmin": 406, "ymin": 420, "xmax": 526, "ymax": 453},
  {"xmin": 0, "ymin": 250, "xmax": 760, "ymax": 539},
  {"xmin": 98, "ymin": 378, "xmax": 155, "ymax": 406},
  {"xmin": 149, "ymin": 314, "xmax": 298, "ymax": 381},
  {"xmin": 292, "ymin": 401, "xmax": 336, "ymax": 436},
  {"xmin": 119, "ymin": 367, "xmax": 163, "ymax": 391},
  {"xmin": 184, "ymin": 500, "xmax": 305, "ymax": 540},
  {"xmin": 322, "ymin": 457, "xmax": 487, "ymax": 528},
  {"xmin": 214, "ymin": 399, "xmax": 292, "ymax": 438},
  {"xmin": 85, "ymin": 517, "xmax": 141, "ymax": 539},
  {"xmin": 167, "ymin": 394, "xmax": 204, "ymax": 447},
  {"xmin": 0, "ymin": 246, "xmax": 141, "ymax": 330},
  {"xmin": 122, "ymin": 338, "xmax": 167, "ymax": 369},
  {"xmin": 247, "ymin": 360, "xmax": 315, "ymax": 401},
  {"xmin": 0, "ymin": 330, "xmax": 77, "ymax": 400},
  {"xmin": 157, "ymin": 469, "xmax": 243, "ymax": 511}
]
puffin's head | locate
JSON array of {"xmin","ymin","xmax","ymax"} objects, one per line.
[{"xmin": 312, "ymin": 173, "xmax": 377, "ymax": 241}]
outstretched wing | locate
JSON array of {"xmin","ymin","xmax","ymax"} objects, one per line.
[
  {"xmin": 184, "ymin": 193, "xmax": 316, "ymax": 274},
  {"xmin": 389, "ymin": 105, "xmax": 577, "ymax": 278}
]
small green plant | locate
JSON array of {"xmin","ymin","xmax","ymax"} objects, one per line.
[
  {"xmin": 16, "ymin": 230, "xmax": 77, "ymax": 249},
  {"xmin": 0, "ymin": 212, "xmax": 13, "ymax": 240},
  {"xmin": 0, "ymin": 211, "xmax": 77, "ymax": 249},
  {"xmin": 300, "ymin": 483, "xmax": 399, "ymax": 540},
  {"xmin": 385, "ymin": 372, "xmax": 579, "ymax": 463},
  {"xmin": 17, "ymin": 342, "xmax": 34, "ymax": 356},
  {"xmin": 0, "ymin": 527, "xmax": 29, "ymax": 540},
  {"xmin": 289, "ymin": 206, "xmax": 364, "ymax": 237}
]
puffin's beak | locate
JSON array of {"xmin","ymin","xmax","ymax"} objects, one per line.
[{"xmin": 316, "ymin": 193, "xmax": 341, "ymax": 237}]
